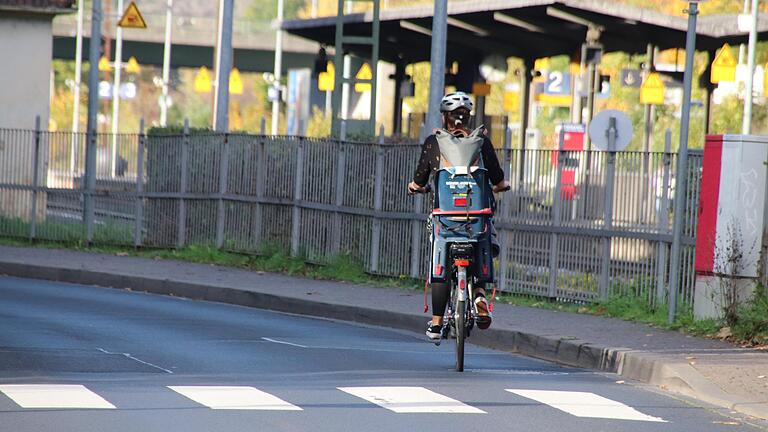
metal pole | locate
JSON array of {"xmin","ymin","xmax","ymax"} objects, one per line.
[
  {"xmin": 425, "ymin": 0, "xmax": 448, "ymax": 132},
  {"xmin": 743, "ymin": 0, "xmax": 759, "ymax": 134},
  {"xmin": 160, "ymin": 0, "xmax": 174, "ymax": 127},
  {"xmin": 110, "ymin": 0, "xmax": 124, "ymax": 178},
  {"xmin": 668, "ymin": 1, "xmax": 699, "ymax": 325},
  {"xmin": 739, "ymin": 0, "xmax": 749, "ymax": 65},
  {"xmin": 30, "ymin": 115, "xmax": 41, "ymax": 241},
  {"xmin": 213, "ymin": 0, "xmax": 234, "ymax": 132},
  {"xmin": 272, "ymin": 0, "xmax": 284, "ymax": 135},
  {"xmin": 599, "ymin": 117, "xmax": 617, "ymax": 300},
  {"xmin": 134, "ymin": 118, "xmax": 145, "ymax": 247},
  {"xmin": 71, "ymin": 0, "xmax": 84, "ymax": 172},
  {"xmin": 84, "ymin": 0, "xmax": 103, "ymax": 243}
]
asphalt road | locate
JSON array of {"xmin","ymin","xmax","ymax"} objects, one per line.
[{"xmin": 0, "ymin": 275, "xmax": 764, "ymax": 431}]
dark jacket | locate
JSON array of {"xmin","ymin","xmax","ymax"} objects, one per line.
[{"xmin": 412, "ymin": 134, "xmax": 504, "ymax": 187}]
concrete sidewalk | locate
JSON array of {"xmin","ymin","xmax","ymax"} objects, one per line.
[{"xmin": 1, "ymin": 245, "xmax": 766, "ymax": 419}]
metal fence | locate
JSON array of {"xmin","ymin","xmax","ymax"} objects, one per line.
[{"xmin": 0, "ymin": 125, "xmax": 702, "ymax": 311}]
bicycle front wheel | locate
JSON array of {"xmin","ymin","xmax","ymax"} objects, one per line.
[{"xmin": 455, "ymin": 299, "xmax": 465, "ymax": 372}]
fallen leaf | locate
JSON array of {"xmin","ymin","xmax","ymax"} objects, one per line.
[{"xmin": 660, "ymin": 384, "xmax": 668, "ymax": 390}]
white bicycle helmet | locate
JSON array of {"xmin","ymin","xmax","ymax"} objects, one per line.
[{"xmin": 440, "ymin": 92, "xmax": 473, "ymax": 113}]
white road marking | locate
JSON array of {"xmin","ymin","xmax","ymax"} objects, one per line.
[
  {"xmin": 339, "ymin": 386, "xmax": 486, "ymax": 414},
  {"xmin": 168, "ymin": 386, "xmax": 302, "ymax": 410},
  {"xmin": 0, "ymin": 384, "xmax": 116, "ymax": 409},
  {"xmin": 97, "ymin": 348, "xmax": 174, "ymax": 374},
  {"xmin": 506, "ymin": 389, "xmax": 666, "ymax": 422},
  {"xmin": 260, "ymin": 337, "xmax": 309, "ymax": 348}
]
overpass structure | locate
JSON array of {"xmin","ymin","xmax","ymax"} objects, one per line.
[{"xmin": 52, "ymin": 11, "xmax": 319, "ymax": 72}]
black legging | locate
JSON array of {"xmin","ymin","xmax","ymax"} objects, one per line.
[{"xmin": 432, "ymin": 281, "xmax": 485, "ymax": 316}]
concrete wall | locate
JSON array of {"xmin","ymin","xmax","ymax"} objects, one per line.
[
  {"xmin": 0, "ymin": 14, "xmax": 52, "ymax": 130},
  {"xmin": 0, "ymin": 14, "xmax": 53, "ymax": 221}
]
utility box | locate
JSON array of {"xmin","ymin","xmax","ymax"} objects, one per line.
[{"xmin": 693, "ymin": 134, "xmax": 768, "ymax": 319}]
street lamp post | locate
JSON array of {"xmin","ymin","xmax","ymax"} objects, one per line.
[{"xmin": 667, "ymin": 0, "xmax": 700, "ymax": 324}]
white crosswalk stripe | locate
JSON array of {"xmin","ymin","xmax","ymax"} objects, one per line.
[
  {"xmin": 0, "ymin": 384, "xmax": 116, "ymax": 409},
  {"xmin": 506, "ymin": 389, "xmax": 666, "ymax": 422},
  {"xmin": 167, "ymin": 386, "xmax": 302, "ymax": 410},
  {"xmin": 338, "ymin": 386, "xmax": 486, "ymax": 414}
]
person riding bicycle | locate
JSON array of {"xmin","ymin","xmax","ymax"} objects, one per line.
[{"xmin": 407, "ymin": 91, "xmax": 510, "ymax": 341}]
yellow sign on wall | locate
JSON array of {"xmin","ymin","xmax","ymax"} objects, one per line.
[
  {"xmin": 355, "ymin": 63, "xmax": 373, "ymax": 93},
  {"xmin": 98, "ymin": 56, "xmax": 111, "ymax": 72},
  {"xmin": 318, "ymin": 61, "xmax": 334, "ymax": 91},
  {"xmin": 503, "ymin": 90, "xmax": 519, "ymax": 112},
  {"xmin": 229, "ymin": 68, "xmax": 243, "ymax": 95},
  {"xmin": 125, "ymin": 56, "xmax": 141, "ymax": 74},
  {"xmin": 640, "ymin": 72, "xmax": 665, "ymax": 105},
  {"xmin": 118, "ymin": 1, "xmax": 147, "ymax": 29},
  {"xmin": 710, "ymin": 44, "xmax": 737, "ymax": 84},
  {"xmin": 194, "ymin": 66, "xmax": 212, "ymax": 93}
]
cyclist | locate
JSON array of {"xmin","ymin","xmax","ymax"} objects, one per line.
[{"xmin": 407, "ymin": 91, "xmax": 510, "ymax": 341}]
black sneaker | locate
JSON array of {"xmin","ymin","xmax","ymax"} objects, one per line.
[{"xmin": 426, "ymin": 321, "xmax": 442, "ymax": 342}]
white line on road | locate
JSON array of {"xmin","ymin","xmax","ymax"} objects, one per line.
[
  {"xmin": 168, "ymin": 386, "xmax": 302, "ymax": 410},
  {"xmin": 339, "ymin": 386, "xmax": 486, "ymax": 414},
  {"xmin": 97, "ymin": 348, "xmax": 174, "ymax": 374},
  {"xmin": 506, "ymin": 389, "xmax": 666, "ymax": 422},
  {"xmin": 0, "ymin": 384, "xmax": 116, "ymax": 409},
  {"xmin": 261, "ymin": 337, "xmax": 309, "ymax": 348}
]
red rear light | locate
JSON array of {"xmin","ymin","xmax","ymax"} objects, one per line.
[{"xmin": 453, "ymin": 197, "xmax": 467, "ymax": 206}]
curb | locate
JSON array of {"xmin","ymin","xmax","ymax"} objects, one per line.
[{"xmin": 2, "ymin": 260, "xmax": 766, "ymax": 420}]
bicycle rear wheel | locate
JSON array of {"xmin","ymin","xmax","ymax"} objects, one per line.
[{"xmin": 455, "ymin": 299, "xmax": 465, "ymax": 372}]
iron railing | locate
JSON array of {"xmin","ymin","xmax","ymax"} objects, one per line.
[{"xmin": 0, "ymin": 126, "xmax": 702, "ymax": 312}]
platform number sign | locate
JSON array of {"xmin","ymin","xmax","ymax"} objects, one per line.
[{"xmin": 545, "ymin": 71, "xmax": 571, "ymax": 95}]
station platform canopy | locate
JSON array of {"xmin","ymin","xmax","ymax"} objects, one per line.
[{"xmin": 283, "ymin": 0, "xmax": 768, "ymax": 63}]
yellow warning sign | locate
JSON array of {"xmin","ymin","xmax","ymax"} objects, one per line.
[
  {"xmin": 194, "ymin": 66, "xmax": 212, "ymax": 93},
  {"xmin": 710, "ymin": 44, "xmax": 737, "ymax": 84},
  {"xmin": 229, "ymin": 68, "xmax": 243, "ymax": 95},
  {"xmin": 118, "ymin": 1, "xmax": 147, "ymax": 29},
  {"xmin": 98, "ymin": 56, "xmax": 111, "ymax": 72},
  {"xmin": 125, "ymin": 56, "xmax": 141, "ymax": 74},
  {"xmin": 318, "ymin": 61, "xmax": 334, "ymax": 91},
  {"xmin": 640, "ymin": 72, "xmax": 665, "ymax": 105},
  {"xmin": 354, "ymin": 63, "xmax": 373, "ymax": 93},
  {"xmin": 503, "ymin": 90, "xmax": 519, "ymax": 112}
]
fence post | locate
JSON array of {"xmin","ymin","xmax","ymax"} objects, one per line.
[
  {"xmin": 216, "ymin": 133, "xmax": 230, "ymax": 249},
  {"xmin": 498, "ymin": 124, "xmax": 513, "ymax": 292},
  {"xmin": 599, "ymin": 126, "xmax": 617, "ymax": 300},
  {"xmin": 177, "ymin": 119, "xmax": 189, "ymax": 249},
  {"xmin": 260, "ymin": 117, "xmax": 266, "ymax": 135},
  {"xmin": 29, "ymin": 115, "xmax": 41, "ymax": 241},
  {"xmin": 331, "ymin": 141, "xmax": 347, "ymax": 255},
  {"xmin": 251, "ymin": 138, "xmax": 265, "ymax": 250},
  {"xmin": 548, "ymin": 129, "xmax": 565, "ymax": 298},
  {"xmin": 290, "ymin": 138, "xmax": 305, "ymax": 257},
  {"xmin": 133, "ymin": 118, "xmax": 145, "ymax": 247},
  {"xmin": 370, "ymin": 126, "xmax": 385, "ymax": 273},
  {"xmin": 655, "ymin": 129, "xmax": 672, "ymax": 306}
]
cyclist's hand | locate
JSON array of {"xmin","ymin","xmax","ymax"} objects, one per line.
[
  {"xmin": 408, "ymin": 181, "xmax": 426, "ymax": 195},
  {"xmin": 492, "ymin": 180, "xmax": 511, "ymax": 193}
]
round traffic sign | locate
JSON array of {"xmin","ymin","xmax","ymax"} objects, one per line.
[{"xmin": 588, "ymin": 109, "xmax": 633, "ymax": 151}]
